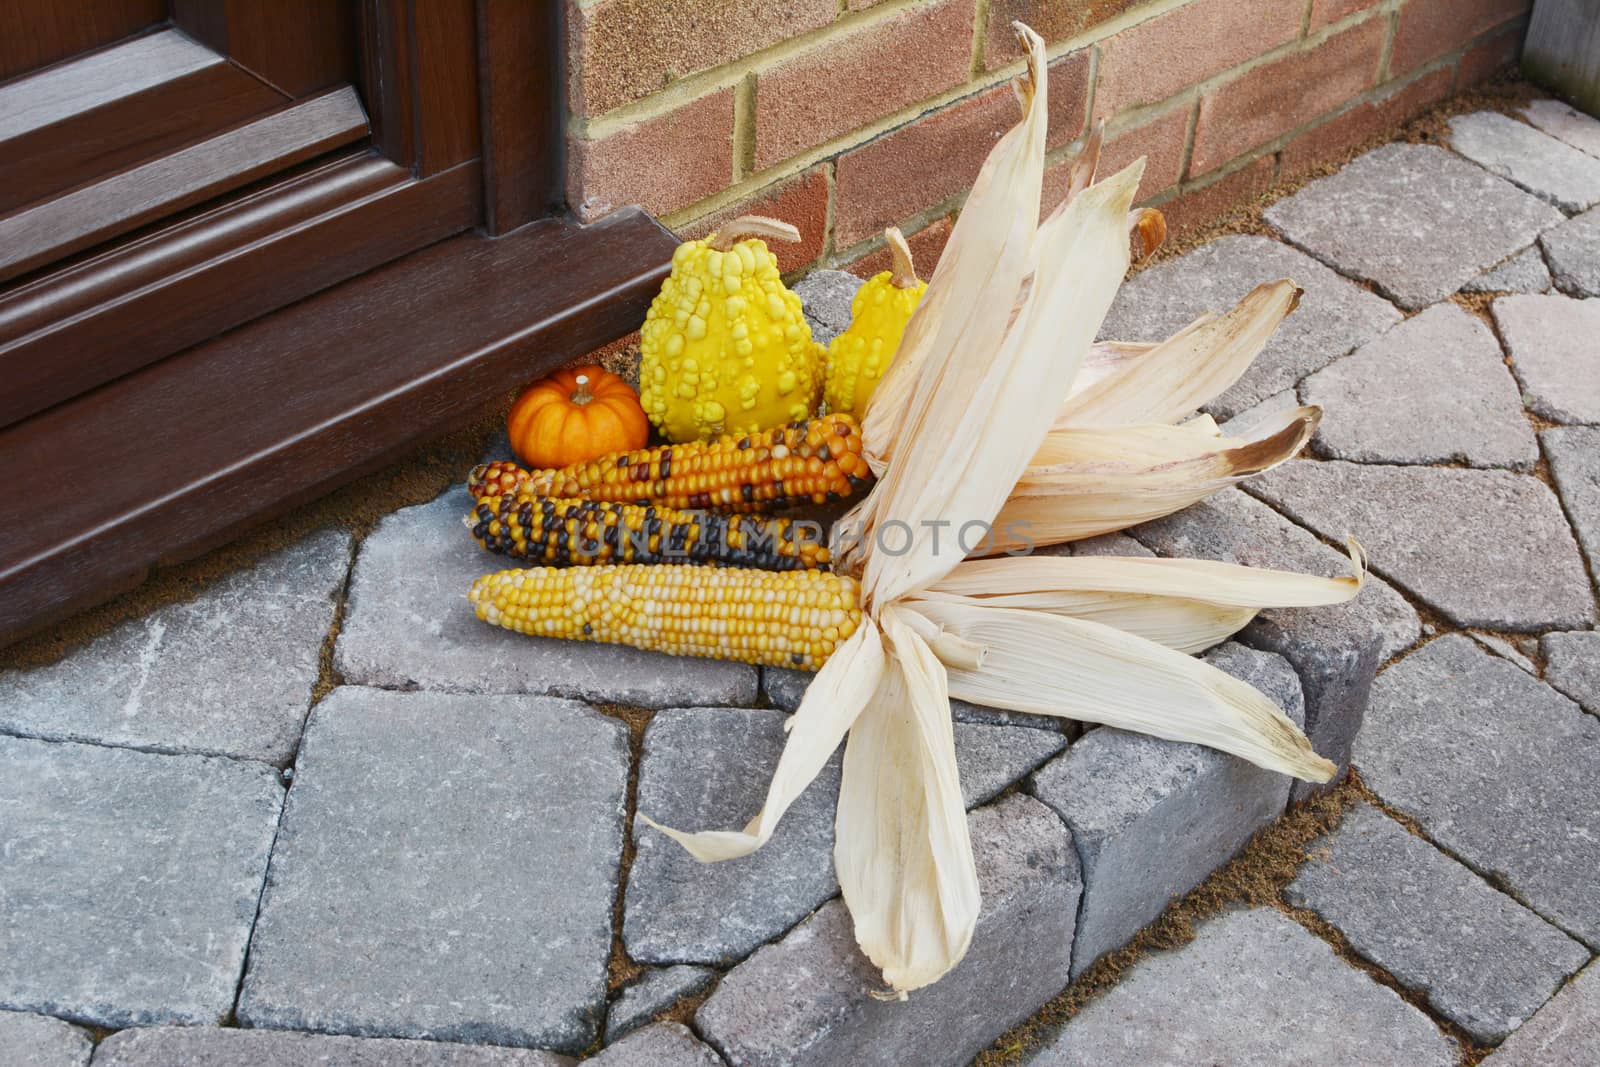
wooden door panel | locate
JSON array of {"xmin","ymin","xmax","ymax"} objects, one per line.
[
  {"xmin": 171, "ymin": 0, "xmax": 358, "ymax": 98},
  {"xmin": 413, "ymin": 0, "xmax": 481, "ymax": 174},
  {"xmin": 0, "ymin": 29, "xmax": 286, "ymax": 215},
  {"xmin": 0, "ymin": 153, "xmax": 481, "ymax": 428},
  {"xmin": 0, "ymin": 0, "xmax": 164, "ymax": 82},
  {"xmin": 0, "ymin": 85, "xmax": 369, "ymax": 284},
  {"xmin": 0, "ymin": 209, "xmax": 678, "ymax": 640},
  {"xmin": 0, "ymin": 1, "xmax": 675, "ymax": 647}
]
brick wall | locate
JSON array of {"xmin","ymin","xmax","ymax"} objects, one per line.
[{"xmin": 565, "ymin": 0, "xmax": 1530, "ymax": 276}]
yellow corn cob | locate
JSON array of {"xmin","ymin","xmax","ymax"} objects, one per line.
[
  {"xmin": 468, "ymin": 415, "xmax": 871, "ymax": 513},
  {"xmin": 469, "ymin": 564, "xmax": 861, "ymax": 670},
  {"xmin": 465, "ymin": 494, "xmax": 831, "ymax": 570}
]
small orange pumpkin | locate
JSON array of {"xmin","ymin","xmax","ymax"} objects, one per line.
[{"xmin": 506, "ymin": 364, "xmax": 650, "ymax": 469}]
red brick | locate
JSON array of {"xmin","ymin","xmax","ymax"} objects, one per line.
[
  {"xmin": 568, "ymin": 88, "xmax": 735, "ymax": 222},
  {"xmin": 1455, "ymin": 22, "xmax": 1524, "ymax": 88},
  {"xmin": 984, "ymin": 0, "xmax": 1144, "ymax": 69},
  {"xmin": 1279, "ymin": 69, "xmax": 1452, "ymax": 177},
  {"xmin": 1040, "ymin": 103, "xmax": 1191, "ymax": 218},
  {"xmin": 1159, "ymin": 154, "xmax": 1276, "ymax": 239},
  {"xmin": 834, "ymin": 84, "xmax": 1015, "ymax": 248},
  {"xmin": 1191, "ymin": 17, "xmax": 1386, "ymax": 174},
  {"xmin": 847, "ymin": 215, "xmax": 954, "ymax": 278},
  {"xmin": 753, "ymin": 0, "xmax": 973, "ymax": 171},
  {"xmin": 682, "ymin": 165, "xmax": 831, "ymax": 274},
  {"xmin": 1310, "ymin": 0, "xmax": 1380, "ymax": 30},
  {"xmin": 1391, "ymin": 0, "xmax": 1530, "ymax": 76},
  {"xmin": 1103, "ymin": 104, "xmax": 1192, "ymax": 193},
  {"xmin": 1095, "ymin": 0, "xmax": 1302, "ymax": 117},
  {"xmin": 1046, "ymin": 49, "xmax": 1093, "ymax": 151},
  {"xmin": 568, "ymin": 0, "xmax": 836, "ymax": 116}
]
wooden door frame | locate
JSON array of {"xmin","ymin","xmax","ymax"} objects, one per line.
[{"xmin": 0, "ymin": 0, "xmax": 680, "ymax": 646}]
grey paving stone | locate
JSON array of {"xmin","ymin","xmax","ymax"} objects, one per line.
[
  {"xmin": 1266, "ymin": 143, "xmax": 1564, "ymax": 309},
  {"xmin": 1024, "ymin": 907, "xmax": 1455, "ymax": 1066},
  {"xmin": 335, "ymin": 486, "xmax": 757, "ymax": 707},
  {"xmin": 1470, "ymin": 632, "xmax": 1540, "ymax": 676},
  {"xmin": 624, "ymin": 706, "xmax": 839, "ymax": 967},
  {"xmin": 696, "ymin": 794, "xmax": 1080, "ymax": 1067},
  {"xmin": 0, "ymin": 1011, "xmax": 91, "ymax": 1067},
  {"xmin": 590, "ymin": 1023, "xmax": 724, "ymax": 1067},
  {"xmin": 1483, "ymin": 962, "xmax": 1600, "ymax": 1066},
  {"xmin": 624, "ymin": 707, "xmax": 1063, "ymax": 964},
  {"xmin": 1218, "ymin": 388, "xmax": 1299, "ymax": 437},
  {"xmin": 236, "ymin": 688, "xmax": 628, "ymax": 1052},
  {"xmin": 1357, "ymin": 635, "xmax": 1600, "ymax": 948},
  {"xmin": 1067, "ymin": 531, "xmax": 1155, "ymax": 557},
  {"xmin": 1544, "ymin": 426, "xmax": 1600, "ymax": 579},
  {"xmin": 1286, "ymin": 803, "xmax": 1588, "ymax": 1042},
  {"xmin": 605, "ymin": 966, "xmax": 718, "ymax": 1043},
  {"xmin": 1495, "ymin": 294, "xmax": 1600, "ymax": 425},
  {"xmin": 1250, "ymin": 461, "xmax": 1595, "ymax": 631},
  {"xmin": 0, "ymin": 527, "xmax": 348, "ymax": 764},
  {"xmin": 1302, "ymin": 303, "xmax": 1537, "ymax": 469},
  {"xmin": 1462, "ymin": 246, "xmax": 1553, "ymax": 294},
  {"xmin": 0, "ymin": 738, "xmax": 281, "ymax": 1028},
  {"xmin": 1544, "ymin": 631, "xmax": 1600, "ymax": 715},
  {"xmin": 761, "ymin": 666, "xmax": 1063, "ymax": 731},
  {"xmin": 90, "ymin": 1026, "xmax": 573, "ymax": 1066},
  {"xmin": 955, "ymin": 720, "xmax": 1067, "ymax": 807},
  {"xmin": 1449, "ymin": 111, "xmax": 1600, "ymax": 214},
  {"xmin": 1096, "ymin": 234, "xmax": 1402, "ymax": 419},
  {"xmin": 1524, "ymin": 99, "xmax": 1600, "ymax": 160},
  {"xmin": 793, "ymin": 269, "xmax": 863, "ymax": 347},
  {"xmin": 1032, "ymin": 642, "xmax": 1303, "ymax": 976},
  {"xmin": 1540, "ymin": 207, "xmax": 1600, "ymax": 297},
  {"xmin": 1133, "ymin": 489, "xmax": 1421, "ymax": 799}
]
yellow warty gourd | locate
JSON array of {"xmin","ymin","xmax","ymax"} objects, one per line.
[
  {"xmin": 640, "ymin": 216, "xmax": 825, "ymax": 443},
  {"xmin": 824, "ymin": 227, "xmax": 926, "ymax": 421}
]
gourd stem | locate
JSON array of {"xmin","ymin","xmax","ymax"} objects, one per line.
[
  {"xmin": 708, "ymin": 215, "xmax": 802, "ymax": 251},
  {"xmin": 571, "ymin": 374, "xmax": 594, "ymax": 406},
  {"xmin": 1129, "ymin": 208, "xmax": 1167, "ymax": 261},
  {"xmin": 885, "ymin": 227, "xmax": 919, "ymax": 289}
]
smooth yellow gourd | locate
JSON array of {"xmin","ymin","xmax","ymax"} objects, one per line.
[
  {"xmin": 824, "ymin": 228, "xmax": 926, "ymax": 422},
  {"xmin": 639, "ymin": 216, "xmax": 825, "ymax": 442}
]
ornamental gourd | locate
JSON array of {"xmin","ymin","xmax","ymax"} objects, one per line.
[
  {"xmin": 824, "ymin": 227, "xmax": 927, "ymax": 422},
  {"xmin": 506, "ymin": 365, "xmax": 649, "ymax": 469},
  {"xmin": 639, "ymin": 217, "xmax": 825, "ymax": 442}
]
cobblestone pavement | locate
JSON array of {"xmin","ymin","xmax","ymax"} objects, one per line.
[{"xmin": 3, "ymin": 104, "xmax": 1599, "ymax": 1066}]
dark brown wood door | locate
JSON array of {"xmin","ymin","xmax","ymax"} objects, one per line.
[{"xmin": 0, "ymin": 1, "xmax": 678, "ymax": 645}]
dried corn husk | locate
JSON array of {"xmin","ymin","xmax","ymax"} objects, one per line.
[{"xmin": 643, "ymin": 20, "xmax": 1364, "ymax": 995}]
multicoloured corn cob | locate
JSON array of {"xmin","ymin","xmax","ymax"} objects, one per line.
[
  {"xmin": 468, "ymin": 415, "xmax": 872, "ymax": 513},
  {"xmin": 468, "ymin": 564, "xmax": 861, "ymax": 670},
  {"xmin": 465, "ymin": 494, "xmax": 830, "ymax": 570}
]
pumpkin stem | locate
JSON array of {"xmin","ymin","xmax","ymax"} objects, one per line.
[
  {"xmin": 571, "ymin": 374, "xmax": 594, "ymax": 406},
  {"xmin": 707, "ymin": 215, "xmax": 801, "ymax": 251},
  {"xmin": 885, "ymin": 227, "xmax": 919, "ymax": 289}
]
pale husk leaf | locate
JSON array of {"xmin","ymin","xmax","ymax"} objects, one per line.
[
  {"xmin": 834, "ymin": 609, "xmax": 980, "ymax": 992},
  {"xmin": 851, "ymin": 160, "xmax": 1143, "ymax": 601},
  {"xmin": 907, "ymin": 600, "xmax": 1336, "ymax": 781},
  {"xmin": 860, "ymin": 31, "xmax": 1048, "ymax": 473},
  {"xmin": 982, "ymin": 405, "xmax": 1319, "ymax": 549},
  {"xmin": 639, "ymin": 621, "xmax": 884, "ymax": 860},
  {"xmin": 1056, "ymin": 280, "xmax": 1302, "ymax": 429},
  {"xmin": 914, "ymin": 542, "xmax": 1365, "ymax": 653}
]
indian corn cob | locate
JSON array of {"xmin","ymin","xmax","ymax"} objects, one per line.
[
  {"xmin": 465, "ymin": 494, "xmax": 830, "ymax": 570},
  {"xmin": 469, "ymin": 564, "xmax": 862, "ymax": 670},
  {"xmin": 468, "ymin": 415, "xmax": 871, "ymax": 513}
]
